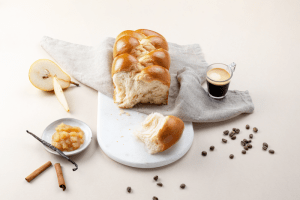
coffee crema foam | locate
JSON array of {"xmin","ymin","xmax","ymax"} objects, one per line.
[{"xmin": 206, "ymin": 68, "xmax": 231, "ymax": 85}]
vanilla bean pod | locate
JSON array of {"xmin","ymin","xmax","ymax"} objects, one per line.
[{"xmin": 26, "ymin": 130, "xmax": 78, "ymax": 171}]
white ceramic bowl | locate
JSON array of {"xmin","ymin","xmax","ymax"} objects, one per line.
[{"xmin": 42, "ymin": 118, "xmax": 92, "ymax": 156}]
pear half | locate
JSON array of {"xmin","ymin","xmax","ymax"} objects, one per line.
[
  {"xmin": 53, "ymin": 76, "xmax": 70, "ymax": 112},
  {"xmin": 29, "ymin": 59, "xmax": 74, "ymax": 91}
]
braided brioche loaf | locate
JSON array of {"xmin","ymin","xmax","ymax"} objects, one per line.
[{"xmin": 112, "ymin": 29, "xmax": 171, "ymax": 108}]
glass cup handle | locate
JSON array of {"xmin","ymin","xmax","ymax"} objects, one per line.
[{"xmin": 229, "ymin": 62, "xmax": 236, "ymax": 72}]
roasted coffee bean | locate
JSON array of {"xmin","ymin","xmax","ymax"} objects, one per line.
[
  {"xmin": 235, "ymin": 129, "xmax": 240, "ymax": 134},
  {"xmin": 249, "ymin": 134, "xmax": 253, "ymax": 139},
  {"xmin": 210, "ymin": 146, "xmax": 215, "ymax": 151},
  {"xmin": 263, "ymin": 146, "xmax": 268, "ymax": 150},
  {"xmin": 232, "ymin": 128, "xmax": 236, "ymax": 131},
  {"xmin": 243, "ymin": 139, "xmax": 248, "ymax": 143},
  {"xmin": 153, "ymin": 197, "xmax": 158, "ymax": 200},
  {"xmin": 127, "ymin": 187, "xmax": 131, "ymax": 193},
  {"xmin": 231, "ymin": 135, "xmax": 236, "ymax": 140},
  {"xmin": 241, "ymin": 141, "xmax": 246, "ymax": 146},
  {"xmin": 153, "ymin": 176, "xmax": 158, "ymax": 181},
  {"xmin": 242, "ymin": 150, "xmax": 246, "ymax": 154},
  {"xmin": 263, "ymin": 143, "xmax": 268, "ymax": 147},
  {"xmin": 253, "ymin": 127, "xmax": 258, "ymax": 133},
  {"xmin": 202, "ymin": 151, "xmax": 207, "ymax": 156},
  {"xmin": 223, "ymin": 130, "xmax": 229, "ymax": 135},
  {"xmin": 229, "ymin": 154, "xmax": 234, "ymax": 159},
  {"xmin": 157, "ymin": 183, "xmax": 163, "ymax": 187},
  {"xmin": 247, "ymin": 144, "xmax": 252, "ymax": 149},
  {"xmin": 244, "ymin": 146, "xmax": 248, "ymax": 150},
  {"xmin": 269, "ymin": 150, "xmax": 275, "ymax": 154},
  {"xmin": 222, "ymin": 139, "xmax": 227, "ymax": 143},
  {"xmin": 248, "ymin": 140, "xmax": 252, "ymax": 143},
  {"xmin": 229, "ymin": 132, "xmax": 235, "ymax": 137},
  {"xmin": 180, "ymin": 184, "xmax": 186, "ymax": 189},
  {"xmin": 246, "ymin": 124, "xmax": 250, "ymax": 129}
]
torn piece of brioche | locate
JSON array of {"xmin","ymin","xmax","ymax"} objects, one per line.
[{"xmin": 134, "ymin": 113, "xmax": 184, "ymax": 154}]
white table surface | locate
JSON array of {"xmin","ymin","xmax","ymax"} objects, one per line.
[{"xmin": 1, "ymin": 0, "xmax": 300, "ymax": 199}]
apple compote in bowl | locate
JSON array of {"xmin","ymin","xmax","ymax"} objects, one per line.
[{"xmin": 52, "ymin": 123, "xmax": 85, "ymax": 151}]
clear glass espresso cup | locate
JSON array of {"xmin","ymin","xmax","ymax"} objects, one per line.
[{"xmin": 206, "ymin": 62, "xmax": 236, "ymax": 99}]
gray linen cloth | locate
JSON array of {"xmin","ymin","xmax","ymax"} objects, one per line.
[{"xmin": 41, "ymin": 36, "xmax": 254, "ymax": 123}]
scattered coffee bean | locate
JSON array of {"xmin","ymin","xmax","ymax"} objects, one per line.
[
  {"xmin": 235, "ymin": 129, "xmax": 240, "ymax": 134},
  {"xmin": 229, "ymin": 154, "xmax": 234, "ymax": 159},
  {"xmin": 253, "ymin": 127, "xmax": 258, "ymax": 133},
  {"xmin": 249, "ymin": 134, "xmax": 253, "ymax": 139},
  {"xmin": 248, "ymin": 140, "xmax": 252, "ymax": 143},
  {"xmin": 229, "ymin": 132, "xmax": 235, "ymax": 137},
  {"xmin": 202, "ymin": 151, "xmax": 207, "ymax": 156},
  {"xmin": 269, "ymin": 150, "xmax": 275, "ymax": 154},
  {"xmin": 247, "ymin": 144, "xmax": 252, "ymax": 149},
  {"xmin": 222, "ymin": 139, "xmax": 227, "ymax": 143},
  {"xmin": 157, "ymin": 183, "xmax": 163, "ymax": 187},
  {"xmin": 127, "ymin": 187, "xmax": 131, "ymax": 193},
  {"xmin": 263, "ymin": 146, "xmax": 268, "ymax": 150},
  {"xmin": 153, "ymin": 176, "xmax": 158, "ymax": 181},
  {"xmin": 231, "ymin": 135, "xmax": 236, "ymax": 140},
  {"xmin": 232, "ymin": 128, "xmax": 236, "ymax": 131},
  {"xmin": 246, "ymin": 124, "xmax": 250, "ymax": 129},
  {"xmin": 244, "ymin": 146, "xmax": 248, "ymax": 150},
  {"xmin": 242, "ymin": 150, "xmax": 246, "ymax": 154},
  {"xmin": 210, "ymin": 146, "xmax": 215, "ymax": 151},
  {"xmin": 223, "ymin": 130, "xmax": 229, "ymax": 135},
  {"xmin": 153, "ymin": 196, "xmax": 158, "ymax": 200},
  {"xmin": 243, "ymin": 139, "xmax": 248, "ymax": 143},
  {"xmin": 263, "ymin": 143, "xmax": 268, "ymax": 147},
  {"xmin": 180, "ymin": 184, "xmax": 186, "ymax": 189},
  {"xmin": 241, "ymin": 141, "xmax": 246, "ymax": 146}
]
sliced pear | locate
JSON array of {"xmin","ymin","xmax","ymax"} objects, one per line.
[
  {"xmin": 29, "ymin": 59, "xmax": 78, "ymax": 91},
  {"xmin": 53, "ymin": 76, "xmax": 70, "ymax": 112}
]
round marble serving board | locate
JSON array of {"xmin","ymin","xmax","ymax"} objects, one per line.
[{"xmin": 97, "ymin": 92, "xmax": 194, "ymax": 168}]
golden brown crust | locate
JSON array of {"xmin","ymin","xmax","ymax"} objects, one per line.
[
  {"xmin": 140, "ymin": 65, "xmax": 171, "ymax": 87},
  {"xmin": 113, "ymin": 36, "xmax": 140, "ymax": 58},
  {"xmin": 113, "ymin": 29, "xmax": 169, "ymax": 58},
  {"xmin": 146, "ymin": 36, "xmax": 168, "ymax": 51},
  {"xmin": 135, "ymin": 29, "xmax": 167, "ymax": 42},
  {"xmin": 157, "ymin": 116, "xmax": 184, "ymax": 152},
  {"xmin": 116, "ymin": 30, "xmax": 145, "ymax": 41},
  {"xmin": 111, "ymin": 54, "xmax": 139, "ymax": 77},
  {"xmin": 146, "ymin": 48, "xmax": 170, "ymax": 70}
]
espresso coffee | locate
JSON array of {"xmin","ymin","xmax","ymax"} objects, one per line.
[{"xmin": 206, "ymin": 68, "xmax": 231, "ymax": 98}]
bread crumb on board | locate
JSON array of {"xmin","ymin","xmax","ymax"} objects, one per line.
[
  {"xmin": 119, "ymin": 109, "xmax": 131, "ymax": 116},
  {"xmin": 119, "ymin": 109, "xmax": 125, "ymax": 115}
]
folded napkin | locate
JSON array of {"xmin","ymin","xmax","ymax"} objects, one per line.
[{"xmin": 41, "ymin": 36, "xmax": 254, "ymax": 123}]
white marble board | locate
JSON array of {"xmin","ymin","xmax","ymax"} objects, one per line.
[{"xmin": 97, "ymin": 92, "xmax": 194, "ymax": 168}]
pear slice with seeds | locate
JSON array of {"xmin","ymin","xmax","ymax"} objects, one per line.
[
  {"xmin": 29, "ymin": 59, "xmax": 78, "ymax": 91},
  {"xmin": 53, "ymin": 76, "xmax": 70, "ymax": 112}
]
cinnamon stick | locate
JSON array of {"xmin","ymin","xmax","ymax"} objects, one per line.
[
  {"xmin": 25, "ymin": 161, "xmax": 52, "ymax": 182},
  {"xmin": 54, "ymin": 163, "xmax": 66, "ymax": 191}
]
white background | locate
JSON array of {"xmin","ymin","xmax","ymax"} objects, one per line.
[{"xmin": 1, "ymin": 0, "xmax": 300, "ymax": 199}]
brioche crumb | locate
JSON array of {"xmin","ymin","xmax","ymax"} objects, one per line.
[
  {"xmin": 119, "ymin": 109, "xmax": 125, "ymax": 115},
  {"xmin": 126, "ymin": 112, "xmax": 131, "ymax": 116}
]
